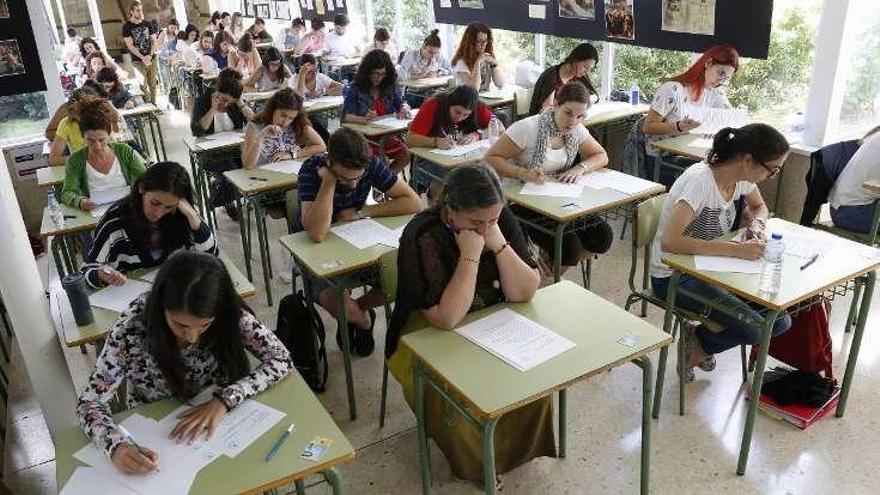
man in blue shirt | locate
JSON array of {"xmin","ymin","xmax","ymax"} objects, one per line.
[{"xmin": 295, "ymin": 127, "xmax": 421, "ymax": 355}]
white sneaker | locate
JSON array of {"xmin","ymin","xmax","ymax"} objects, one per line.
[{"xmin": 279, "ymin": 256, "xmax": 297, "ymax": 284}]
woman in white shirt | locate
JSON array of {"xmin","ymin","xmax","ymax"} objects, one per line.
[
  {"xmin": 650, "ymin": 123, "xmax": 792, "ymax": 382},
  {"xmin": 292, "ymin": 53, "xmax": 340, "ymax": 143},
  {"xmin": 451, "ymin": 22, "xmax": 503, "ymax": 92},
  {"xmin": 829, "ymin": 127, "xmax": 880, "ymax": 234},
  {"xmin": 643, "ymin": 44, "xmax": 739, "ymax": 184},
  {"xmin": 485, "ymin": 82, "xmax": 612, "ymax": 268},
  {"xmin": 228, "ymin": 34, "xmax": 262, "ymax": 80},
  {"xmin": 368, "ymin": 28, "xmax": 396, "ymax": 58}
]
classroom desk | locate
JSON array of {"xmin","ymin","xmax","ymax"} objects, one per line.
[
  {"xmin": 120, "ymin": 103, "xmax": 167, "ymax": 162},
  {"xmin": 658, "ymin": 218, "xmax": 880, "ymax": 475},
  {"xmin": 224, "ymin": 166, "xmax": 301, "ymax": 307},
  {"xmin": 50, "ymin": 251, "xmax": 255, "ymax": 349},
  {"xmin": 242, "ymin": 90, "xmax": 278, "ymax": 104},
  {"xmin": 341, "ymin": 115, "xmax": 414, "ymax": 163},
  {"xmin": 279, "ymin": 214, "xmax": 414, "ymax": 421},
  {"xmin": 479, "ymin": 89, "xmax": 517, "ymax": 120},
  {"xmin": 502, "ymin": 174, "xmax": 665, "ymax": 283},
  {"xmin": 400, "ymin": 76, "xmax": 453, "ymax": 91},
  {"xmin": 184, "ymin": 133, "xmax": 246, "ymax": 229},
  {"xmin": 864, "ymin": 180, "xmax": 880, "ymax": 195},
  {"xmin": 582, "ymin": 102, "xmax": 650, "ymax": 149},
  {"xmin": 36, "ymin": 165, "xmax": 66, "ymax": 192},
  {"xmin": 303, "ymin": 95, "xmax": 345, "ymax": 121},
  {"xmin": 323, "ymin": 56, "xmax": 361, "ymax": 71},
  {"xmin": 55, "ymin": 373, "xmax": 355, "ymax": 495},
  {"xmin": 402, "ymin": 281, "xmax": 671, "ymax": 495},
  {"xmin": 39, "ymin": 204, "xmax": 98, "ymax": 278},
  {"xmin": 408, "ymin": 143, "xmax": 491, "ymax": 186}
]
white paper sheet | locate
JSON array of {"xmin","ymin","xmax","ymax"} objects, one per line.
[
  {"xmin": 693, "ymin": 255, "xmax": 762, "ymax": 273},
  {"xmin": 139, "ymin": 267, "xmax": 160, "ymax": 283},
  {"xmin": 455, "ymin": 308, "xmax": 576, "ymax": 371},
  {"xmin": 585, "ymin": 101, "xmax": 633, "ymax": 117},
  {"xmin": 197, "ymin": 132, "xmax": 244, "ymax": 150},
  {"xmin": 303, "ymin": 95, "xmax": 344, "ymax": 108},
  {"xmin": 684, "ymin": 106, "xmax": 749, "ymax": 137},
  {"xmin": 782, "ymin": 234, "xmax": 832, "ymax": 260},
  {"xmin": 89, "ymin": 279, "xmax": 152, "ymax": 313},
  {"xmin": 379, "ymin": 225, "xmax": 406, "ymax": 248},
  {"xmin": 520, "ymin": 181, "xmax": 585, "ymax": 198},
  {"xmin": 330, "ymin": 219, "xmax": 397, "ymax": 249},
  {"xmin": 691, "ymin": 137, "xmax": 715, "ymax": 149},
  {"xmin": 479, "ymin": 88, "xmax": 510, "ymax": 99},
  {"xmin": 90, "ymin": 204, "xmax": 112, "ymax": 219},
  {"xmin": 260, "ymin": 159, "xmax": 303, "ymax": 175},
  {"xmin": 430, "ymin": 139, "xmax": 491, "ymax": 157},
  {"xmin": 91, "ymin": 187, "xmax": 129, "ymax": 206},
  {"xmin": 60, "ymin": 467, "xmax": 138, "ymax": 495},
  {"xmin": 371, "ymin": 115, "xmax": 413, "ymax": 128},
  {"xmin": 578, "ymin": 169, "xmax": 657, "ymax": 194}
]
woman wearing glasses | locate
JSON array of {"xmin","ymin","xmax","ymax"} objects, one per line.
[
  {"xmin": 451, "ymin": 22, "xmax": 503, "ymax": 92},
  {"xmin": 528, "ymin": 42, "xmax": 600, "ymax": 116},
  {"xmin": 642, "ymin": 44, "xmax": 740, "ymax": 185},
  {"xmin": 649, "ymin": 123, "xmax": 792, "ymax": 383}
]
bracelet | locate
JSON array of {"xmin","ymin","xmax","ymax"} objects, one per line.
[
  {"xmin": 577, "ymin": 163, "xmax": 588, "ymax": 171},
  {"xmin": 212, "ymin": 391, "xmax": 233, "ymax": 412},
  {"xmin": 494, "ymin": 242, "xmax": 510, "ymax": 256},
  {"xmin": 459, "ymin": 255, "xmax": 480, "ymax": 265}
]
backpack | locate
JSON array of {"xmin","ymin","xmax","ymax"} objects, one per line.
[
  {"xmin": 168, "ymin": 86, "xmax": 181, "ymax": 110},
  {"xmin": 275, "ymin": 291, "xmax": 328, "ymax": 392},
  {"xmin": 750, "ymin": 297, "xmax": 834, "ymax": 379}
]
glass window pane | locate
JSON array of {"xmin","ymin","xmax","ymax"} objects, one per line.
[
  {"xmin": 544, "ymin": 36, "xmax": 604, "ymax": 92},
  {"xmin": 0, "ymin": 92, "xmax": 50, "ymax": 141},
  {"xmin": 837, "ymin": 0, "xmax": 880, "ymax": 137},
  {"xmin": 452, "ymin": 25, "xmax": 535, "ymax": 81}
]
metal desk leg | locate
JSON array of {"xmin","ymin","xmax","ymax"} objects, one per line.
[
  {"xmin": 50, "ymin": 238, "xmax": 66, "ymax": 278},
  {"xmin": 632, "ymin": 355, "xmax": 654, "ymax": 495},
  {"xmin": 236, "ymin": 194, "xmax": 253, "ymax": 281},
  {"xmin": 482, "ymin": 418, "xmax": 500, "ymax": 495},
  {"xmin": 294, "ymin": 479, "xmax": 306, "ymax": 495},
  {"xmin": 652, "ymin": 272, "xmax": 680, "ymax": 418},
  {"xmin": 60, "ymin": 236, "xmax": 77, "ymax": 275},
  {"xmin": 152, "ymin": 115, "xmax": 167, "ymax": 161},
  {"xmin": 736, "ymin": 310, "xmax": 780, "ymax": 475},
  {"xmin": 837, "ymin": 270, "xmax": 876, "ymax": 417},
  {"xmin": 322, "ymin": 467, "xmax": 345, "ymax": 495},
  {"xmin": 188, "ymin": 153, "xmax": 204, "ymax": 217},
  {"xmin": 252, "ymin": 199, "xmax": 274, "ymax": 306},
  {"xmin": 558, "ymin": 389, "xmax": 567, "ymax": 458},
  {"xmin": 553, "ymin": 222, "xmax": 566, "ymax": 283},
  {"xmin": 336, "ymin": 286, "xmax": 357, "ymax": 420},
  {"xmin": 415, "ymin": 360, "xmax": 432, "ymax": 495}
]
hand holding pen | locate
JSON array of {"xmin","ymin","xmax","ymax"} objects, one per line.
[{"xmin": 111, "ymin": 425, "xmax": 160, "ymax": 475}]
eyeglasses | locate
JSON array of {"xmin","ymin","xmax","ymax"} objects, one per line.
[
  {"xmin": 370, "ymin": 70, "xmax": 387, "ymax": 78},
  {"xmin": 331, "ymin": 167, "xmax": 366, "ymax": 183},
  {"xmin": 758, "ymin": 160, "xmax": 781, "ymax": 179}
]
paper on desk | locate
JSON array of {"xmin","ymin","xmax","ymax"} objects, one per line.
[
  {"xmin": 694, "ymin": 255, "xmax": 762, "ymax": 273},
  {"xmin": 198, "ymin": 132, "xmax": 244, "ymax": 150},
  {"xmin": 330, "ymin": 219, "xmax": 397, "ymax": 249},
  {"xmin": 685, "ymin": 106, "xmax": 749, "ymax": 137},
  {"xmin": 260, "ymin": 159, "xmax": 303, "ymax": 175},
  {"xmin": 430, "ymin": 139, "xmax": 491, "ymax": 157},
  {"xmin": 585, "ymin": 101, "xmax": 632, "ymax": 117},
  {"xmin": 479, "ymin": 88, "xmax": 510, "ymax": 99},
  {"xmin": 379, "ymin": 225, "xmax": 406, "ymax": 248},
  {"xmin": 691, "ymin": 137, "xmax": 715, "ymax": 149},
  {"xmin": 90, "ymin": 279, "xmax": 152, "ymax": 313},
  {"xmin": 60, "ymin": 467, "xmax": 138, "ymax": 495},
  {"xmin": 303, "ymin": 95, "xmax": 344, "ymax": 108},
  {"xmin": 371, "ymin": 115, "xmax": 413, "ymax": 128},
  {"xmin": 579, "ymin": 169, "xmax": 657, "ymax": 194},
  {"xmin": 520, "ymin": 181, "xmax": 585, "ymax": 198},
  {"xmin": 139, "ymin": 267, "xmax": 160, "ymax": 283},
  {"xmin": 90, "ymin": 186, "xmax": 129, "ymax": 207},
  {"xmin": 90, "ymin": 204, "xmax": 111, "ymax": 219},
  {"xmin": 782, "ymin": 234, "xmax": 832, "ymax": 260},
  {"xmin": 455, "ymin": 308, "xmax": 576, "ymax": 372}
]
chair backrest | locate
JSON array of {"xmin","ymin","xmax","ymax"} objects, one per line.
[
  {"xmin": 285, "ymin": 188, "xmax": 299, "ymax": 233},
  {"xmin": 635, "ymin": 193, "xmax": 667, "ymax": 250},
  {"xmin": 622, "ymin": 115, "xmax": 648, "ymax": 178},
  {"xmin": 378, "ymin": 249, "xmax": 399, "ymax": 300},
  {"xmin": 800, "ymin": 139, "xmax": 861, "ymax": 225}
]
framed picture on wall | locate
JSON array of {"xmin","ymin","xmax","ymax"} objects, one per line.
[
  {"xmin": 0, "ymin": 39, "xmax": 25, "ymax": 78},
  {"xmin": 0, "ymin": 0, "xmax": 9, "ymax": 19},
  {"xmin": 272, "ymin": 1, "xmax": 291, "ymax": 20}
]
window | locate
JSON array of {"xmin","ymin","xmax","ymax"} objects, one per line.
[
  {"xmin": 0, "ymin": 92, "xmax": 50, "ymax": 140},
  {"xmin": 837, "ymin": 0, "xmax": 880, "ymax": 137}
]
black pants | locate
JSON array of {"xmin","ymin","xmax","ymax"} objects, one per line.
[{"xmin": 514, "ymin": 206, "xmax": 614, "ymax": 266}]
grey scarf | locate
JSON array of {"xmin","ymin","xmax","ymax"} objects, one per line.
[{"xmin": 527, "ymin": 108, "xmax": 580, "ymax": 172}]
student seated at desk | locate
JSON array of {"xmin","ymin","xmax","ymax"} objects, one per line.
[
  {"xmin": 185, "ymin": 30, "xmax": 214, "ymax": 67},
  {"xmin": 829, "ymin": 127, "xmax": 880, "ymax": 234},
  {"xmin": 76, "ymin": 251, "xmax": 293, "ymax": 474},
  {"xmin": 341, "ymin": 50, "xmax": 412, "ymax": 174},
  {"xmin": 368, "ymin": 27, "xmax": 396, "ymax": 58},
  {"xmin": 241, "ymin": 88, "xmax": 326, "ymax": 169},
  {"xmin": 228, "ymin": 12, "xmax": 245, "ymax": 41},
  {"xmin": 385, "ymin": 164, "xmax": 552, "ymax": 487},
  {"xmin": 96, "ymin": 67, "xmax": 139, "ymax": 109},
  {"xmin": 528, "ymin": 42, "xmax": 599, "ymax": 116},
  {"xmin": 323, "ymin": 13, "xmax": 360, "ymax": 60},
  {"xmin": 296, "ymin": 17, "xmax": 326, "ymax": 56},
  {"xmin": 406, "ymin": 85, "xmax": 498, "ymax": 197},
  {"xmin": 45, "ymin": 83, "xmax": 104, "ymax": 142},
  {"xmin": 245, "ymin": 17, "xmax": 273, "ymax": 44},
  {"xmin": 76, "ymin": 37, "xmax": 128, "ymax": 81},
  {"xmin": 282, "ymin": 17, "xmax": 306, "ymax": 51},
  {"xmin": 486, "ymin": 82, "xmax": 613, "ymax": 269},
  {"xmin": 651, "ymin": 124, "xmax": 793, "ymax": 382},
  {"xmin": 49, "ymin": 92, "xmax": 118, "ymax": 166},
  {"xmin": 452, "ymin": 22, "xmax": 504, "ymax": 93},
  {"xmin": 190, "ymin": 68, "xmax": 254, "ymax": 138},
  {"xmin": 201, "ymin": 30, "xmax": 235, "ymax": 74},
  {"xmin": 228, "ymin": 34, "xmax": 262, "ymax": 80},
  {"xmin": 294, "ymin": 127, "xmax": 420, "ymax": 356},
  {"xmin": 398, "ymin": 29, "xmax": 452, "ymax": 82},
  {"xmin": 642, "ymin": 44, "xmax": 739, "ymax": 185},
  {"xmin": 244, "ymin": 47, "xmax": 293, "ymax": 92},
  {"xmin": 60, "ymin": 105, "xmax": 146, "ymax": 210},
  {"xmin": 82, "ymin": 162, "xmax": 218, "ymax": 289},
  {"xmin": 294, "ymin": 54, "xmax": 342, "ymax": 98}
]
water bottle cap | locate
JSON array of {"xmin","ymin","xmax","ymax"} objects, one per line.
[{"xmin": 771, "ymin": 233, "xmax": 782, "ymax": 240}]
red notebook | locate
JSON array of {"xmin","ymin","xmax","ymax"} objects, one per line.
[{"xmin": 747, "ymin": 387, "xmax": 840, "ymax": 429}]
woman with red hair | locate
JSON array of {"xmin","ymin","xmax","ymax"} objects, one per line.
[
  {"xmin": 452, "ymin": 22, "xmax": 504, "ymax": 92},
  {"xmin": 642, "ymin": 44, "xmax": 740, "ymax": 184}
]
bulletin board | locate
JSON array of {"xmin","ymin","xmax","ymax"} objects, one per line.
[
  {"xmin": 0, "ymin": 0, "xmax": 47, "ymax": 97},
  {"xmin": 298, "ymin": 0, "xmax": 349, "ymax": 21},
  {"xmin": 432, "ymin": 0, "xmax": 773, "ymax": 60}
]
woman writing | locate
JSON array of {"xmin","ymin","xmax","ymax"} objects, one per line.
[
  {"xmin": 282, "ymin": 17, "xmax": 306, "ymax": 50},
  {"xmin": 398, "ymin": 30, "xmax": 451, "ymax": 81},
  {"xmin": 651, "ymin": 124, "xmax": 792, "ymax": 381},
  {"xmin": 244, "ymin": 47, "xmax": 293, "ymax": 92},
  {"xmin": 486, "ymin": 82, "xmax": 613, "ymax": 270},
  {"xmin": 190, "ymin": 68, "xmax": 253, "ymax": 137},
  {"xmin": 241, "ymin": 88, "xmax": 326, "ymax": 169},
  {"xmin": 48, "ymin": 92, "xmax": 119, "ymax": 166},
  {"xmin": 76, "ymin": 250, "xmax": 292, "ymax": 473},
  {"xmin": 228, "ymin": 33, "xmax": 262, "ymax": 79},
  {"xmin": 386, "ymin": 164, "xmax": 552, "ymax": 489},
  {"xmin": 201, "ymin": 30, "xmax": 235, "ymax": 74},
  {"xmin": 528, "ymin": 42, "xmax": 599, "ymax": 115},
  {"xmin": 95, "ymin": 67, "xmax": 139, "ymax": 109},
  {"xmin": 295, "ymin": 17, "xmax": 326, "ymax": 56},
  {"xmin": 451, "ymin": 22, "xmax": 503, "ymax": 92}
]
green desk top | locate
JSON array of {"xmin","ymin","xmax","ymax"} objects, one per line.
[
  {"xmin": 651, "ymin": 133, "xmax": 712, "ymax": 161},
  {"xmin": 119, "ymin": 104, "xmax": 161, "ymax": 118},
  {"xmin": 479, "ymin": 94, "xmax": 515, "ymax": 108},
  {"xmin": 39, "ymin": 204, "xmax": 98, "ymax": 238},
  {"xmin": 409, "ymin": 145, "xmax": 488, "ymax": 169},
  {"xmin": 303, "ymin": 97, "xmax": 344, "ymax": 114},
  {"xmin": 400, "ymin": 76, "xmax": 453, "ymax": 90},
  {"xmin": 401, "ymin": 281, "xmax": 672, "ymax": 420},
  {"xmin": 324, "ymin": 56, "xmax": 361, "ymax": 68},
  {"xmin": 864, "ymin": 180, "xmax": 880, "ymax": 195},
  {"xmin": 341, "ymin": 119, "xmax": 412, "ymax": 138},
  {"xmin": 502, "ymin": 176, "xmax": 665, "ymax": 223},
  {"xmin": 55, "ymin": 373, "xmax": 355, "ymax": 495},
  {"xmin": 662, "ymin": 218, "xmax": 880, "ymax": 312},
  {"xmin": 582, "ymin": 103, "xmax": 649, "ymax": 127},
  {"xmin": 184, "ymin": 133, "xmax": 245, "ymax": 153},
  {"xmin": 242, "ymin": 90, "xmax": 277, "ymax": 103},
  {"xmin": 224, "ymin": 168, "xmax": 298, "ymax": 195},
  {"xmin": 37, "ymin": 165, "xmax": 66, "ymax": 188},
  {"xmin": 279, "ymin": 215, "xmax": 413, "ymax": 279}
]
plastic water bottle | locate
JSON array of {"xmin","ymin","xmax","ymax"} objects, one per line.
[
  {"xmin": 629, "ymin": 82, "xmax": 640, "ymax": 106},
  {"xmin": 488, "ymin": 116, "xmax": 502, "ymax": 144},
  {"xmin": 341, "ymin": 79, "xmax": 350, "ymax": 98},
  {"xmin": 48, "ymin": 190, "xmax": 65, "ymax": 227},
  {"xmin": 758, "ymin": 233, "xmax": 785, "ymax": 295}
]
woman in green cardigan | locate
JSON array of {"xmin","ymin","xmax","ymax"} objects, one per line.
[{"xmin": 61, "ymin": 103, "xmax": 146, "ymax": 211}]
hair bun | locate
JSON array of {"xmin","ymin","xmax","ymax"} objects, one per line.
[{"xmin": 430, "ymin": 29, "xmax": 439, "ymax": 36}]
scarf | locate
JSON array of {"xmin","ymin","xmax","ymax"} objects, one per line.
[{"xmin": 527, "ymin": 108, "xmax": 580, "ymax": 171}]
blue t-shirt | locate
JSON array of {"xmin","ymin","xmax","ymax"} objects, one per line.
[{"xmin": 293, "ymin": 154, "xmax": 398, "ymax": 232}]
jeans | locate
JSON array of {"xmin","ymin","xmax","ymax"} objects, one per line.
[
  {"xmin": 412, "ymin": 160, "xmax": 448, "ymax": 193},
  {"xmin": 135, "ymin": 60, "xmax": 158, "ymax": 104},
  {"xmin": 651, "ymin": 275, "xmax": 792, "ymax": 355},
  {"xmin": 831, "ymin": 202, "xmax": 879, "ymax": 235}
]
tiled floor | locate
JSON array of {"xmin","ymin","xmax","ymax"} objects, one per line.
[{"xmin": 4, "ymin": 108, "xmax": 879, "ymax": 494}]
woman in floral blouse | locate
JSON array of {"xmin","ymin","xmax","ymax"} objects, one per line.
[{"xmin": 76, "ymin": 251, "xmax": 293, "ymax": 474}]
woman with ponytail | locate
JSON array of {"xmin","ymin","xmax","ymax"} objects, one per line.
[
  {"xmin": 650, "ymin": 123, "xmax": 793, "ymax": 382},
  {"xmin": 528, "ymin": 42, "xmax": 600, "ymax": 116}
]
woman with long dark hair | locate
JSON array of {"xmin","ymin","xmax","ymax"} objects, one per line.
[
  {"xmin": 76, "ymin": 251, "xmax": 292, "ymax": 474},
  {"xmin": 451, "ymin": 22, "xmax": 503, "ymax": 92},
  {"xmin": 81, "ymin": 161, "xmax": 218, "ymax": 289},
  {"xmin": 244, "ymin": 47, "xmax": 293, "ymax": 92},
  {"xmin": 202, "ymin": 30, "xmax": 235, "ymax": 74},
  {"xmin": 528, "ymin": 42, "xmax": 599, "ymax": 115},
  {"xmin": 341, "ymin": 49, "xmax": 412, "ymax": 173},
  {"xmin": 96, "ymin": 67, "xmax": 138, "ymax": 109},
  {"xmin": 242, "ymin": 87, "xmax": 326, "ymax": 169},
  {"xmin": 228, "ymin": 33, "xmax": 262, "ymax": 79}
]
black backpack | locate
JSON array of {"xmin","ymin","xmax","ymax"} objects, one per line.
[{"xmin": 275, "ymin": 291, "xmax": 328, "ymax": 392}]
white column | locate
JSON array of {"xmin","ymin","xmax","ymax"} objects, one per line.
[
  {"xmin": 364, "ymin": 0, "xmax": 375, "ymax": 44},
  {"xmin": 86, "ymin": 0, "xmax": 105, "ymax": 49},
  {"xmin": 536, "ymin": 34, "xmax": 545, "ymax": 68},
  {"xmin": 173, "ymin": 0, "xmax": 189, "ymax": 27},
  {"xmin": 26, "ymin": 0, "xmax": 64, "ymax": 112},
  {"xmin": 53, "ymin": 0, "xmax": 68, "ymax": 41},
  {"xmin": 601, "ymin": 41, "xmax": 615, "ymax": 101},
  {"xmin": 40, "ymin": 0, "xmax": 60, "ymax": 46},
  {"xmin": 802, "ymin": 0, "xmax": 853, "ymax": 146},
  {"xmin": 394, "ymin": 0, "xmax": 404, "ymax": 51}
]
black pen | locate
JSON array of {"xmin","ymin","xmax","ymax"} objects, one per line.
[
  {"xmin": 800, "ymin": 253, "xmax": 819, "ymax": 270},
  {"xmin": 63, "ymin": 215, "xmax": 76, "ymax": 219},
  {"xmin": 249, "ymin": 176, "xmax": 268, "ymax": 182}
]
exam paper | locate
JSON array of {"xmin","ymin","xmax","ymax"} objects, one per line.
[
  {"xmin": 585, "ymin": 101, "xmax": 632, "ymax": 117},
  {"xmin": 520, "ymin": 181, "xmax": 585, "ymax": 198},
  {"xmin": 379, "ymin": 225, "xmax": 406, "ymax": 248},
  {"xmin": 139, "ymin": 267, "xmax": 160, "ymax": 283},
  {"xmin": 579, "ymin": 169, "xmax": 657, "ymax": 194},
  {"xmin": 197, "ymin": 132, "xmax": 244, "ymax": 150},
  {"xmin": 685, "ymin": 106, "xmax": 749, "ymax": 137},
  {"xmin": 430, "ymin": 139, "xmax": 491, "ymax": 157},
  {"xmin": 479, "ymin": 88, "xmax": 510, "ymax": 99},
  {"xmin": 455, "ymin": 308, "xmax": 576, "ymax": 371},
  {"xmin": 60, "ymin": 467, "xmax": 138, "ymax": 495},
  {"xmin": 782, "ymin": 234, "xmax": 832, "ymax": 260},
  {"xmin": 330, "ymin": 219, "xmax": 397, "ymax": 249},
  {"xmin": 371, "ymin": 115, "xmax": 413, "ymax": 128},
  {"xmin": 89, "ymin": 279, "xmax": 152, "ymax": 313},
  {"xmin": 260, "ymin": 159, "xmax": 303, "ymax": 175},
  {"xmin": 303, "ymin": 95, "xmax": 344, "ymax": 108},
  {"xmin": 693, "ymin": 255, "xmax": 762, "ymax": 273}
]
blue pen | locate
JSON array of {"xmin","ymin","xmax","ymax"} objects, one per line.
[{"xmin": 265, "ymin": 423, "xmax": 296, "ymax": 461}]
